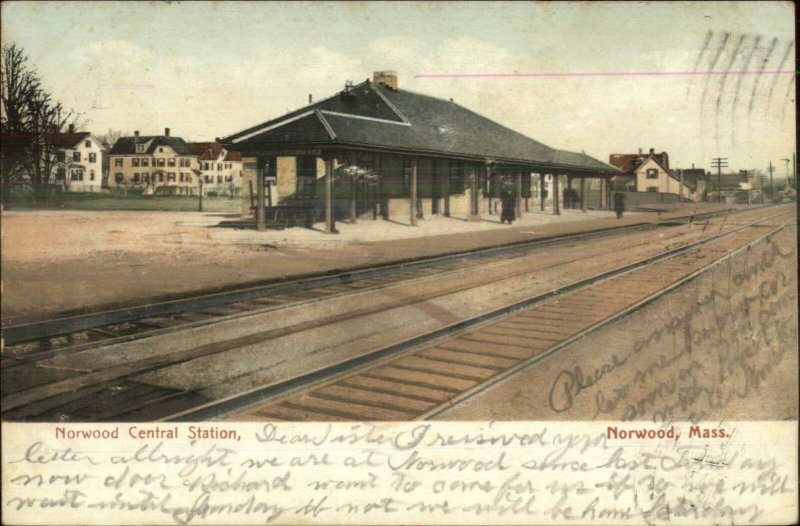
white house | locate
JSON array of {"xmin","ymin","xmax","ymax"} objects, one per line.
[
  {"xmin": 188, "ymin": 142, "xmax": 243, "ymax": 196},
  {"xmin": 634, "ymin": 157, "xmax": 693, "ymax": 197},
  {"xmin": 107, "ymin": 129, "xmax": 200, "ymax": 195},
  {"xmin": 52, "ymin": 128, "xmax": 105, "ymax": 192},
  {"xmin": 610, "ymin": 148, "xmax": 694, "ymax": 200}
]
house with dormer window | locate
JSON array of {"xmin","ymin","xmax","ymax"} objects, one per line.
[
  {"xmin": 51, "ymin": 127, "xmax": 104, "ymax": 192},
  {"xmin": 609, "ymin": 148, "xmax": 693, "ymax": 198},
  {"xmin": 3, "ymin": 125, "xmax": 105, "ymax": 193},
  {"xmin": 107, "ymin": 128, "xmax": 200, "ymax": 195},
  {"xmin": 187, "ymin": 142, "xmax": 243, "ymax": 196}
]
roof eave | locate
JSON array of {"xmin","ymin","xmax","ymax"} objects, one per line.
[{"xmin": 222, "ymin": 139, "xmax": 618, "ymax": 174}]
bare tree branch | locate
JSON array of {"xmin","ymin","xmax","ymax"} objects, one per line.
[{"xmin": 1, "ymin": 42, "xmax": 81, "ymax": 202}]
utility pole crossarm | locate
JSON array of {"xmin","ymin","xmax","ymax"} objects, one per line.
[{"xmin": 711, "ymin": 157, "xmax": 728, "ymax": 203}]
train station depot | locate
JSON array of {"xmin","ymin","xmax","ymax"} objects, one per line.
[{"xmin": 221, "ymin": 71, "xmax": 625, "ymax": 233}]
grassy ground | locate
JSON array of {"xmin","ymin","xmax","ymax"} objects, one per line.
[{"xmin": 3, "ymin": 190, "xmax": 241, "ymax": 213}]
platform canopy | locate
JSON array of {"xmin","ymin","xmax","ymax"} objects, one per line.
[{"xmin": 220, "ymin": 80, "xmax": 620, "ymax": 176}]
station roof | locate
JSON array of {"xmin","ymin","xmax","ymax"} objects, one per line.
[{"xmin": 221, "ymin": 80, "xmax": 620, "ymax": 175}]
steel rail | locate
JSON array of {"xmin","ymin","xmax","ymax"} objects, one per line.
[
  {"xmin": 164, "ymin": 209, "xmax": 791, "ymax": 421},
  {"xmin": 1, "ymin": 205, "xmax": 758, "ymax": 348}
]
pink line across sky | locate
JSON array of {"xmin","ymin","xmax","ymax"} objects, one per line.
[{"xmin": 415, "ymin": 70, "xmax": 796, "ymax": 78}]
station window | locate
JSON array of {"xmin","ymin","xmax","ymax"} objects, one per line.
[
  {"xmin": 132, "ymin": 158, "xmax": 140, "ymax": 167},
  {"xmin": 115, "ymin": 173, "xmax": 123, "ymax": 183},
  {"xmin": 646, "ymin": 169, "xmax": 659, "ymax": 179}
]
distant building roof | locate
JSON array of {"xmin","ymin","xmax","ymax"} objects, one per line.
[
  {"xmin": 3, "ymin": 131, "xmax": 93, "ymax": 151},
  {"xmin": 110, "ymin": 135, "xmax": 191, "ymax": 155},
  {"xmin": 187, "ymin": 142, "xmax": 242, "ymax": 162},
  {"xmin": 609, "ymin": 149, "xmax": 670, "ymax": 174},
  {"xmin": 222, "ymin": 80, "xmax": 619, "ymax": 174}
]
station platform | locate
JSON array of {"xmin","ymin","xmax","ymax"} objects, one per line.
[{"xmin": 1, "ymin": 202, "xmax": 749, "ymax": 321}]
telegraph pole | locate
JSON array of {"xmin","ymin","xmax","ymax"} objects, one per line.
[
  {"xmin": 711, "ymin": 157, "xmax": 728, "ymax": 203},
  {"xmin": 781, "ymin": 158, "xmax": 790, "ymax": 189},
  {"xmin": 767, "ymin": 160, "xmax": 775, "ymax": 200}
]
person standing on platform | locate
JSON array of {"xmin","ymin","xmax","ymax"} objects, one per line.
[
  {"xmin": 501, "ymin": 184, "xmax": 516, "ymax": 224},
  {"xmin": 613, "ymin": 192, "xmax": 625, "ymax": 219}
]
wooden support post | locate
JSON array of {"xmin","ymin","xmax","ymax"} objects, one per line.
[
  {"xmin": 350, "ymin": 172, "xmax": 357, "ymax": 224},
  {"xmin": 256, "ymin": 161, "xmax": 266, "ymax": 232},
  {"xmin": 553, "ymin": 174, "xmax": 560, "ymax": 215},
  {"xmin": 580, "ymin": 177, "xmax": 586, "ymax": 211},
  {"xmin": 540, "ymin": 174, "xmax": 546, "ymax": 211},
  {"xmin": 444, "ymin": 163, "xmax": 450, "ymax": 217},
  {"xmin": 599, "ymin": 178, "xmax": 605, "ymax": 209},
  {"xmin": 376, "ymin": 155, "xmax": 384, "ymax": 220},
  {"xmin": 468, "ymin": 165, "xmax": 481, "ymax": 221},
  {"xmin": 324, "ymin": 157, "xmax": 336, "ymax": 233},
  {"xmin": 565, "ymin": 176, "xmax": 572, "ymax": 210},
  {"xmin": 487, "ymin": 167, "xmax": 493, "ymax": 215},
  {"xmin": 515, "ymin": 170, "xmax": 522, "ymax": 218},
  {"xmin": 410, "ymin": 157, "xmax": 418, "ymax": 226},
  {"xmin": 524, "ymin": 172, "xmax": 530, "ymax": 212}
]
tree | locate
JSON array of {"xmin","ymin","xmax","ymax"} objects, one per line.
[
  {"xmin": 1, "ymin": 43, "xmax": 80, "ymax": 202},
  {"xmin": 95, "ymin": 128, "xmax": 125, "ymax": 188},
  {"xmin": 95, "ymin": 128, "xmax": 123, "ymax": 151}
]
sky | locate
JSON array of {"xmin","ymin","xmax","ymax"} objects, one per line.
[{"xmin": 1, "ymin": 1, "xmax": 795, "ymax": 175}]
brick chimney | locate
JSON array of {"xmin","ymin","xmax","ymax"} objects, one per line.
[
  {"xmin": 68, "ymin": 124, "xmax": 75, "ymax": 134},
  {"xmin": 373, "ymin": 70, "xmax": 398, "ymax": 90},
  {"xmin": 134, "ymin": 130, "xmax": 139, "ymax": 138},
  {"xmin": 164, "ymin": 127, "xmax": 170, "ymax": 137},
  {"xmin": 649, "ymin": 148, "xmax": 655, "ymax": 155}
]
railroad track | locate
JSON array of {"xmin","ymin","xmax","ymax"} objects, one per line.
[
  {"xmin": 0, "ymin": 205, "xmax": 791, "ymax": 422},
  {"xmin": 1, "ymin": 205, "xmax": 760, "ymax": 361},
  {"xmin": 212, "ymin": 210, "xmax": 793, "ymax": 422}
]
